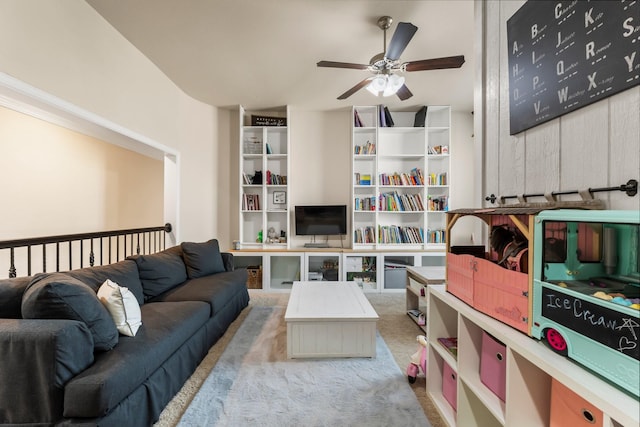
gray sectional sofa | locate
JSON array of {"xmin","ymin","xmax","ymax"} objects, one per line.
[{"xmin": 0, "ymin": 239, "xmax": 249, "ymax": 426}]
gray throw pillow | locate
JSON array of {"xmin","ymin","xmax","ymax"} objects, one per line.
[
  {"xmin": 181, "ymin": 239, "xmax": 226, "ymax": 278},
  {"xmin": 130, "ymin": 246, "xmax": 188, "ymax": 301},
  {"xmin": 21, "ymin": 273, "xmax": 119, "ymax": 351}
]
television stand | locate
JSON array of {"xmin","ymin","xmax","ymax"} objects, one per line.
[{"xmin": 304, "ymin": 243, "xmax": 330, "ymax": 248}]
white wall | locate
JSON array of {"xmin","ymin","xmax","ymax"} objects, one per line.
[
  {"xmin": 0, "ymin": 106, "xmax": 163, "ymax": 239},
  {"xmin": 0, "ymin": 0, "xmax": 219, "ymax": 243},
  {"xmin": 477, "ymin": 0, "xmax": 640, "ymax": 210}
]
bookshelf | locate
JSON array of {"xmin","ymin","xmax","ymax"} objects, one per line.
[
  {"xmin": 351, "ymin": 105, "xmax": 451, "ymax": 250},
  {"xmin": 239, "ymin": 106, "xmax": 290, "ymax": 249}
]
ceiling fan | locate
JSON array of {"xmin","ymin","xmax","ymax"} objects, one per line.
[{"xmin": 317, "ymin": 16, "xmax": 465, "ymax": 101}]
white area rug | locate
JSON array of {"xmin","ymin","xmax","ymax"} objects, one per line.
[{"xmin": 178, "ymin": 306, "xmax": 431, "ymax": 427}]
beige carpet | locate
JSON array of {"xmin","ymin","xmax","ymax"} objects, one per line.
[{"xmin": 154, "ymin": 290, "xmax": 446, "ymax": 427}]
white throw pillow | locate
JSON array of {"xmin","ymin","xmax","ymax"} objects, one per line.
[{"xmin": 97, "ymin": 279, "xmax": 142, "ymax": 337}]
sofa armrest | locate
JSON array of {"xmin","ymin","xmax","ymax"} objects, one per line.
[
  {"xmin": 0, "ymin": 319, "xmax": 94, "ymax": 424},
  {"xmin": 221, "ymin": 252, "xmax": 234, "ymax": 271}
]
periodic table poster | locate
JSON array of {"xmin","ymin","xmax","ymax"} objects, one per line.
[{"xmin": 507, "ymin": 1, "xmax": 639, "ymax": 135}]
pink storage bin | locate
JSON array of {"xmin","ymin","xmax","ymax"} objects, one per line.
[
  {"xmin": 442, "ymin": 361, "xmax": 457, "ymax": 411},
  {"xmin": 480, "ymin": 331, "xmax": 507, "ymax": 402}
]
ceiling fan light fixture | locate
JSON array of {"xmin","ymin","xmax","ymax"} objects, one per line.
[
  {"xmin": 383, "ymin": 74, "xmax": 405, "ymax": 96},
  {"xmin": 367, "ymin": 74, "xmax": 387, "ymax": 95}
]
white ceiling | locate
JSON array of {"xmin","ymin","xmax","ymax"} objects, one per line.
[{"xmin": 86, "ymin": 0, "xmax": 475, "ymax": 112}]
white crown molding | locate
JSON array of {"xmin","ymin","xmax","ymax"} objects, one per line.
[{"xmin": 0, "ymin": 72, "xmax": 178, "ymax": 159}]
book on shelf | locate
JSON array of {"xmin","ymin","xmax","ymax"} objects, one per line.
[
  {"xmin": 378, "ymin": 191, "xmax": 424, "ymax": 212},
  {"xmin": 354, "ymin": 140, "xmax": 376, "ymax": 155},
  {"xmin": 266, "ymin": 143, "xmax": 273, "ymax": 154},
  {"xmin": 355, "ymin": 174, "xmax": 371, "ymax": 185},
  {"xmin": 354, "ymin": 109, "xmax": 363, "ymax": 127},
  {"xmin": 378, "ymin": 168, "xmax": 424, "ymax": 186},
  {"xmin": 266, "ymin": 170, "xmax": 287, "ymax": 185},
  {"xmin": 426, "ymin": 229, "xmax": 446, "ymax": 244},
  {"xmin": 437, "ymin": 337, "xmax": 458, "ymax": 358},
  {"xmin": 378, "ymin": 225, "xmax": 424, "ymax": 244},
  {"xmin": 428, "ymin": 145, "xmax": 449, "ymax": 155},
  {"xmin": 354, "ymin": 196, "xmax": 376, "ymax": 211},
  {"xmin": 384, "ymin": 106, "xmax": 394, "ymax": 127},
  {"xmin": 378, "ymin": 104, "xmax": 386, "ymax": 127},
  {"xmin": 353, "ymin": 226, "xmax": 376, "ymax": 244},
  {"xmin": 413, "ymin": 106, "xmax": 427, "ymax": 127},
  {"xmin": 428, "ymin": 172, "xmax": 447, "ymax": 186},
  {"xmin": 242, "ymin": 172, "xmax": 253, "ymax": 185},
  {"xmin": 242, "ymin": 193, "xmax": 260, "ymax": 211},
  {"xmin": 427, "ymin": 195, "xmax": 448, "ymax": 211}
]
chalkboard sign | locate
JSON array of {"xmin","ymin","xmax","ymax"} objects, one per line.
[
  {"xmin": 541, "ymin": 286, "xmax": 639, "ymax": 360},
  {"xmin": 507, "ymin": 1, "xmax": 640, "ymax": 134}
]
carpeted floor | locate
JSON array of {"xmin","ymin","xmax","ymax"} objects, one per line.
[{"xmin": 154, "ymin": 290, "xmax": 446, "ymax": 427}]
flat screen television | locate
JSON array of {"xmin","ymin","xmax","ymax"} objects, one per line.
[{"xmin": 295, "ymin": 205, "xmax": 347, "ymax": 236}]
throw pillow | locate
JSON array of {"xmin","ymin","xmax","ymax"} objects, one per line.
[
  {"xmin": 97, "ymin": 279, "xmax": 142, "ymax": 337},
  {"xmin": 21, "ymin": 273, "xmax": 119, "ymax": 351},
  {"xmin": 181, "ymin": 239, "xmax": 226, "ymax": 278},
  {"xmin": 129, "ymin": 246, "xmax": 188, "ymax": 301}
]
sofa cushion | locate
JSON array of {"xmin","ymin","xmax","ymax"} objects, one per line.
[
  {"xmin": 152, "ymin": 269, "xmax": 248, "ymax": 315},
  {"xmin": 181, "ymin": 239, "xmax": 226, "ymax": 278},
  {"xmin": 129, "ymin": 246, "xmax": 188, "ymax": 301},
  {"xmin": 0, "ymin": 276, "xmax": 32, "ymax": 318},
  {"xmin": 64, "ymin": 300, "xmax": 210, "ymax": 418},
  {"xmin": 21, "ymin": 273, "xmax": 119, "ymax": 351},
  {"xmin": 98, "ymin": 279, "xmax": 142, "ymax": 337},
  {"xmin": 66, "ymin": 259, "xmax": 145, "ymax": 306}
]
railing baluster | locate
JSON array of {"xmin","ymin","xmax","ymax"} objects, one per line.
[
  {"xmin": 136, "ymin": 233, "xmax": 140, "ymax": 255},
  {"xmin": 80, "ymin": 240, "xmax": 84, "ymax": 268},
  {"xmin": 27, "ymin": 245, "xmax": 31, "ymax": 276},
  {"xmin": 43, "ymin": 244, "xmax": 47, "ymax": 273},
  {"xmin": 69, "ymin": 241, "xmax": 72, "ymax": 271},
  {"xmin": 99, "ymin": 237, "xmax": 103, "ymax": 265},
  {"xmin": 56, "ymin": 242, "xmax": 60, "ymax": 272},
  {"xmin": 116, "ymin": 236, "xmax": 120, "ymax": 261},
  {"xmin": 90, "ymin": 239, "xmax": 95, "ymax": 267},
  {"xmin": 108, "ymin": 237, "xmax": 112, "ymax": 264},
  {"xmin": 9, "ymin": 248, "xmax": 16, "ymax": 278}
]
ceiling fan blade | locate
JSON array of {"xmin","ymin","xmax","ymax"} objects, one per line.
[
  {"xmin": 404, "ymin": 55, "xmax": 465, "ymax": 72},
  {"xmin": 337, "ymin": 77, "xmax": 373, "ymax": 100},
  {"xmin": 317, "ymin": 60, "xmax": 369, "ymax": 70},
  {"xmin": 385, "ymin": 22, "xmax": 418, "ymax": 61},
  {"xmin": 396, "ymin": 84, "xmax": 413, "ymax": 101}
]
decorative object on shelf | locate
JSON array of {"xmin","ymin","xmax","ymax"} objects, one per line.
[
  {"xmin": 266, "ymin": 227, "xmax": 278, "ymax": 243},
  {"xmin": 251, "ymin": 170, "xmax": 262, "ymax": 185},
  {"xmin": 251, "ymin": 115, "xmax": 286, "ymax": 126},
  {"xmin": 317, "ymin": 16, "xmax": 465, "ymax": 100},
  {"xmin": 273, "ymin": 191, "xmax": 286, "ymax": 204},
  {"xmin": 243, "ymin": 136, "xmax": 263, "ymax": 154}
]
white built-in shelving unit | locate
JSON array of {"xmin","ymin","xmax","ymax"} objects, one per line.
[
  {"xmin": 351, "ymin": 105, "xmax": 451, "ymax": 251},
  {"xmin": 239, "ymin": 106, "xmax": 290, "ymax": 249}
]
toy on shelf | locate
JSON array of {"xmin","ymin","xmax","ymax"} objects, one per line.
[{"xmin": 406, "ymin": 335, "xmax": 427, "ymax": 383}]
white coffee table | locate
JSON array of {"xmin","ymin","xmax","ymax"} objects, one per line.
[{"xmin": 284, "ymin": 281, "xmax": 379, "ymax": 358}]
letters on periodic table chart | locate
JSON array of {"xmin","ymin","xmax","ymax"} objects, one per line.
[{"xmin": 506, "ymin": 0, "xmax": 640, "ymax": 135}]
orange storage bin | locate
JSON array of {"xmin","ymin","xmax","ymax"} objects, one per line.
[{"xmin": 550, "ymin": 378, "xmax": 603, "ymax": 426}]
